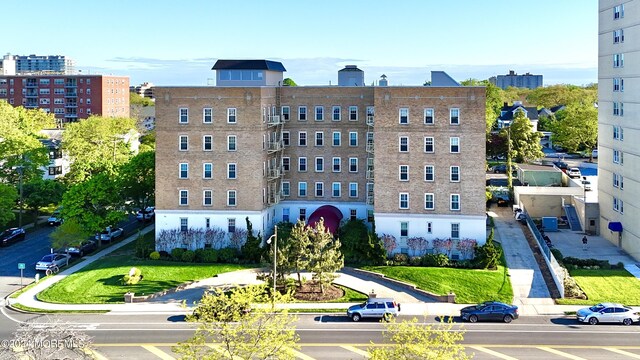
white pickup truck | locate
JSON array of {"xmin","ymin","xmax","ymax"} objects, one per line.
[{"xmin": 96, "ymin": 227, "xmax": 124, "ymax": 242}]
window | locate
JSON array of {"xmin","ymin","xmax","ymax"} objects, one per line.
[
  {"xmin": 227, "ymin": 108, "xmax": 237, "ymax": 123},
  {"xmin": 179, "ymin": 135, "xmax": 188, "ymax": 151},
  {"xmin": 613, "ymin": 196, "xmax": 621, "ymax": 212},
  {"xmin": 203, "ymin": 163, "xmax": 213, "ymax": 179},
  {"xmin": 349, "ymin": 132, "xmax": 358, "ymax": 146},
  {"xmin": 298, "ymin": 131, "xmax": 307, "ymax": 146},
  {"xmin": 227, "ymin": 218, "xmax": 236, "ymax": 233},
  {"xmin": 298, "ymin": 106, "xmax": 307, "ymax": 121},
  {"xmin": 282, "ymin": 181, "xmax": 290, "ymax": 197},
  {"xmin": 450, "ymin": 108, "xmax": 460, "ymax": 124},
  {"xmin": 399, "ymin": 108, "xmax": 409, "ymax": 124},
  {"xmin": 315, "ymin": 157, "xmax": 324, "ymax": 172},
  {"xmin": 399, "ymin": 136, "xmax": 409, "ymax": 152},
  {"xmin": 614, "ymin": 29, "xmax": 624, "ymax": 43},
  {"xmin": 427, "ymin": 222, "xmax": 433, "ymax": 234},
  {"xmin": 450, "ymin": 137, "xmax": 460, "ymax": 153},
  {"xmin": 48, "ymin": 166, "xmax": 62, "ymax": 175},
  {"xmin": 203, "ymin": 190, "xmax": 213, "ymax": 206},
  {"xmin": 299, "ymin": 208, "xmax": 306, "ymax": 221},
  {"xmin": 350, "ymin": 209, "xmax": 357, "ymax": 221},
  {"xmin": 451, "ymin": 223, "xmax": 460, "ymax": 240},
  {"xmin": 450, "ymin": 194, "xmax": 460, "ymax": 211},
  {"xmin": 332, "ymin": 182, "xmax": 341, "ymax": 197},
  {"xmin": 332, "ymin": 106, "xmax": 341, "ymax": 121},
  {"xmin": 613, "ymin": 78, "xmax": 622, "ymax": 91},
  {"xmin": 450, "ymin": 166, "xmax": 460, "ymax": 182},
  {"xmin": 227, "ymin": 190, "xmax": 237, "ymax": 206},
  {"xmin": 424, "ymin": 137, "xmax": 434, "ymax": 153},
  {"xmin": 179, "ymin": 190, "xmax": 188, "ymax": 205},
  {"xmin": 332, "ymin": 157, "xmax": 341, "ymax": 172},
  {"xmin": 179, "ymin": 108, "xmax": 188, "ymax": 123},
  {"xmin": 227, "ymin": 163, "xmax": 237, "ymax": 179},
  {"xmin": 614, "ymin": 4, "xmax": 624, "ymax": 19},
  {"xmin": 613, "ymin": 173, "xmax": 624, "ymax": 189},
  {"xmin": 399, "ymin": 193, "xmax": 409, "ymax": 209},
  {"xmin": 425, "ymin": 165, "xmax": 434, "ymax": 181},
  {"xmin": 315, "ymin": 106, "xmax": 324, "ymax": 121},
  {"xmin": 180, "ymin": 218, "xmax": 188, "ymax": 231},
  {"xmin": 298, "ymin": 157, "xmax": 307, "ymax": 172},
  {"xmin": 400, "ymin": 222, "xmax": 408, "ymax": 239},
  {"xmin": 223, "ymin": 135, "xmax": 235, "ymax": 152},
  {"xmin": 86, "ymin": 99, "xmax": 91, "ymax": 104},
  {"xmin": 298, "ymin": 182, "xmax": 307, "ymax": 197},
  {"xmin": 614, "ymin": 53, "xmax": 624, "ymax": 68},
  {"xmin": 39, "ymin": 88, "xmax": 50, "ymax": 95},
  {"xmin": 315, "ymin": 131, "xmax": 324, "ymax": 146},
  {"xmin": 281, "ymin": 106, "xmax": 290, "ymax": 121},
  {"xmin": 332, "ymin": 131, "xmax": 341, "ymax": 146},
  {"xmin": 203, "ymin": 135, "xmax": 213, "ymax": 151},
  {"xmin": 613, "ymin": 149, "xmax": 623, "ymax": 164},
  {"xmin": 349, "ymin": 182, "xmax": 358, "ymax": 198},
  {"xmin": 613, "ymin": 102, "xmax": 620, "ymax": 116},
  {"xmin": 203, "ymin": 108, "xmax": 212, "ymax": 123},
  {"xmin": 399, "ymin": 165, "xmax": 409, "ymax": 181},
  {"xmin": 315, "ymin": 182, "xmax": 324, "ymax": 197},
  {"xmin": 349, "ymin": 157, "xmax": 358, "ymax": 172},
  {"xmin": 281, "ymin": 131, "xmax": 290, "ymax": 147},
  {"xmin": 349, "ymin": 106, "xmax": 358, "ymax": 121},
  {"xmin": 425, "ymin": 193, "xmax": 434, "ymax": 210},
  {"xmin": 282, "ymin": 157, "xmax": 290, "ymax": 172},
  {"xmin": 424, "ymin": 108, "xmax": 434, "ymax": 124},
  {"xmin": 179, "ymin": 163, "xmax": 188, "ymax": 179}
]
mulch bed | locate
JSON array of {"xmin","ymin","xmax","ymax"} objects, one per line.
[{"xmin": 292, "ymin": 281, "xmax": 343, "ymax": 301}]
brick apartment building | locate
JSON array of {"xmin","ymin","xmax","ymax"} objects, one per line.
[
  {"xmin": 155, "ymin": 60, "xmax": 486, "ymax": 256},
  {"xmin": 0, "ymin": 74, "xmax": 130, "ymax": 125}
]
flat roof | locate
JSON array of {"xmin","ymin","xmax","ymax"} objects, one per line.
[{"xmin": 212, "ymin": 60, "xmax": 286, "ymax": 72}]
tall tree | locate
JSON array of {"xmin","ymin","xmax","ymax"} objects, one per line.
[
  {"xmin": 282, "ymin": 78, "xmax": 297, "ymax": 86},
  {"xmin": 175, "ymin": 285, "xmax": 300, "ymax": 360},
  {"xmin": 62, "ymin": 116, "xmax": 136, "ymax": 183},
  {"xmin": 277, "ymin": 220, "xmax": 311, "ymax": 287},
  {"xmin": 117, "ymin": 150, "xmax": 155, "ymax": 212},
  {"xmin": 307, "ymin": 219, "xmax": 344, "ymax": 294},
  {"xmin": 0, "ymin": 184, "xmax": 18, "ymax": 227},
  {"xmin": 50, "ymin": 219, "xmax": 88, "ymax": 257},
  {"xmin": 501, "ymin": 111, "xmax": 543, "ymax": 164},
  {"xmin": 22, "ymin": 179, "xmax": 65, "ymax": 226},
  {"xmin": 548, "ymin": 103, "xmax": 598, "ymax": 157},
  {"xmin": 527, "ymin": 84, "xmax": 596, "ymax": 108},
  {"xmin": 460, "ymin": 79, "xmax": 505, "ymax": 134}
]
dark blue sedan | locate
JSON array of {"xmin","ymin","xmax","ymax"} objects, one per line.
[{"xmin": 460, "ymin": 301, "xmax": 519, "ymax": 323}]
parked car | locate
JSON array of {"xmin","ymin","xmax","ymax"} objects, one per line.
[
  {"xmin": 35, "ymin": 253, "xmax": 71, "ymax": 272},
  {"xmin": 47, "ymin": 210, "xmax": 63, "ymax": 226},
  {"xmin": 136, "ymin": 206, "xmax": 155, "ymax": 221},
  {"xmin": 567, "ymin": 167, "xmax": 582, "ymax": 178},
  {"xmin": 460, "ymin": 301, "xmax": 519, "ymax": 323},
  {"xmin": 576, "ymin": 303, "xmax": 640, "ymax": 325},
  {"xmin": 347, "ymin": 297, "xmax": 401, "ymax": 322},
  {"xmin": 492, "ymin": 164, "xmax": 517, "ymax": 174},
  {"xmin": 96, "ymin": 227, "xmax": 124, "ymax": 242},
  {"xmin": 592, "ymin": 149, "xmax": 598, "ymax": 159},
  {"xmin": 0, "ymin": 227, "xmax": 26, "ymax": 246},
  {"xmin": 65, "ymin": 240, "xmax": 97, "ymax": 257},
  {"xmin": 553, "ymin": 161, "xmax": 569, "ymax": 170}
]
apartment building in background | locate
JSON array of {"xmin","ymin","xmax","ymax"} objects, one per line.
[
  {"xmin": 155, "ymin": 60, "xmax": 487, "ymax": 256},
  {"xmin": 489, "ymin": 70, "xmax": 543, "ymax": 90},
  {"xmin": 0, "ymin": 54, "xmax": 75, "ymax": 75},
  {"xmin": 598, "ymin": 1, "xmax": 639, "ymax": 260},
  {"xmin": 0, "ymin": 74, "xmax": 130, "ymax": 125}
]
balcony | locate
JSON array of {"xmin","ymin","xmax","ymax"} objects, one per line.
[
  {"xmin": 366, "ymin": 141, "xmax": 374, "ymax": 153},
  {"xmin": 267, "ymin": 190, "xmax": 281, "ymax": 205},
  {"xmin": 65, "ymin": 102, "xmax": 78, "ymax": 108},
  {"xmin": 267, "ymin": 167, "xmax": 281, "ymax": 180},
  {"xmin": 267, "ymin": 141, "xmax": 283, "ymax": 153},
  {"xmin": 266, "ymin": 115, "xmax": 282, "ymax": 126},
  {"xmin": 367, "ymin": 195, "xmax": 374, "ymax": 205},
  {"xmin": 366, "ymin": 115, "xmax": 374, "ymax": 126},
  {"xmin": 65, "ymin": 80, "xmax": 77, "ymax": 88},
  {"xmin": 64, "ymin": 113, "xmax": 78, "ymax": 119},
  {"xmin": 25, "ymin": 81, "xmax": 38, "ymax": 88},
  {"xmin": 366, "ymin": 169, "xmax": 374, "ymax": 180},
  {"xmin": 65, "ymin": 91, "xmax": 78, "ymax": 98}
]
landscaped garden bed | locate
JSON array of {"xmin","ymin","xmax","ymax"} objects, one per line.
[{"xmin": 556, "ymin": 268, "xmax": 640, "ymax": 305}]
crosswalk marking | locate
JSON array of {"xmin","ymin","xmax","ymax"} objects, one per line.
[
  {"xmin": 341, "ymin": 345, "xmax": 370, "ymax": 358},
  {"xmin": 538, "ymin": 347, "xmax": 586, "ymax": 360},
  {"xmin": 142, "ymin": 345, "xmax": 176, "ymax": 360},
  {"xmin": 87, "ymin": 348, "xmax": 109, "ymax": 360},
  {"xmin": 605, "ymin": 348, "xmax": 640, "ymax": 359},
  {"xmin": 291, "ymin": 347, "xmax": 316, "ymax": 360},
  {"xmin": 470, "ymin": 346, "xmax": 518, "ymax": 360}
]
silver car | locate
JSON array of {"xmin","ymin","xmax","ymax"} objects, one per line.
[
  {"xmin": 576, "ymin": 303, "xmax": 640, "ymax": 325},
  {"xmin": 347, "ymin": 298, "xmax": 400, "ymax": 322}
]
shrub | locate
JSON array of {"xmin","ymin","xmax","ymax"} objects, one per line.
[
  {"xmin": 616, "ymin": 262, "xmax": 625, "ymax": 269},
  {"xmin": 159, "ymin": 250, "xmax": 170, "ymax": 259},
  {"xmin": 200, "ymin": 249, "xmax": 219, "ymax": 263},
  {"xmin": 564, "ymin": 274, "xmax": 586, "ymax": 299},
  {"xmin": 123, "ymin": 267, "xmax": 143, "ymax": 285},
  {"xmin": 171, "ymin": 248, "xmax": 186, "ymax": 261},
  {"xmin": 550, "ymin": 248, "xmax": 563, "ymax": 263},
  {"xmin": 134, "ymin": 231, "xmax": 155, "ymax": 259},
  {"xmin": 409, "ymin": 256, "xmax": 422, "ymax": 266},
  {"xmin": 392, "ymin": 253, "xmax": 409, "ymax": 265},
  {"xmin": 218, "ymin": 247, "xmax": 238, "ymax": 263},
  {"xmin": 421, "ymin": 254, "xmax": 450, "ymax": 267},
  {"xmin": 450, "ymin": 260, "xmax": 474, "ymax": 269},
  {"xmin": 474, "ymin": 231, "xmax": 502, "ymax": 269},
  {"xmin": 563, "ymin": 257, "xmax": 610, "ymax": 269},
  {"xmin": 240, "ymin": 217, "xmax": 265, "ymax": 263},
  {"xmin": 149, "ymin": 251, "xmax": 160, "ymax": 260},
  {"xmin": 181, "ymin": 250, "xmax": 196, "ymax": 262}
]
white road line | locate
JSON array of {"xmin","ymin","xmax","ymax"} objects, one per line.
[
  {"xmin": 538, "ymin": 346, "xmax": 586, "ymax": 360},
  {"xmin": 605, "ymin": 348, "xmax": 640, "ymax": 359},
  {"xmin": 470, "ymin": 346, "xmax": 518, "ymax": 360}
]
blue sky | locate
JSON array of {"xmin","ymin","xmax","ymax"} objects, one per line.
[{"xmin": 3, "ymin": 0, "xmax": 597, "ymax": 86}]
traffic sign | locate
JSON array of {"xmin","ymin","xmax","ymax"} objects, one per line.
[{"xmin": 17, "ymin": 263, "xmax": 25, "ymax": 270}]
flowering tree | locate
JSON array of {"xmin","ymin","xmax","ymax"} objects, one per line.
[
  {"xmin": 229, "ymin": 228, "xmax": 248, "ymax": 252},
  {"xmin": 456, "ymin": 238, "xmax": 477, "ymax": 259},
  {"xmin": 432, "ymin": 238, "xmax": 454, "ymax": 257},
  {"xmin": 407, "ymin": 237, "xmax": 428, "ymax": 257},
  {"xmin": 204, "ymin": 227, "xmax": 227, "ymax": 249},
  {"xmin": 381, "ymin": 234, "xmax": 397, "ymax": 256}
]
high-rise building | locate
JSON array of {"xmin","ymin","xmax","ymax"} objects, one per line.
[
  {"xmin": 154, "ymin": 60, "xmax": 487, "ymax": 256},
  {"xmin": 1, "ymin": 54, "xmax": 75, "ymax": 75},
  {"xmin": 0, "ymin": 74, "xmax": 130, "ymax": 125},
  {"xmin": 598, "ymin": 1, "xmax": 638, "ymax": 259},
  {"xmin": 489, "ymin": 70, "xmax": 543, "ymax": 90}
]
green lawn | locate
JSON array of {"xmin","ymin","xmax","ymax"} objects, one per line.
[
  {"xmin": 37, "ymin": 254, "xmax": 253, "ymax": 304},
  {"xmin": 556, "ymin": 269, "xmax": 640, "ymax": 305},
  {"xmin": 361, "ymin": 265, "xmax": 513, "ymax": 304}
]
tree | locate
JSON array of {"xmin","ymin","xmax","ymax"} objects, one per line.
[
  {"xmin": 61, "ymin": 116, "xmax": 137, "ymax": 183},
  {"xmin": 282, "ymin": 78, "xmax": 297, "ymax": 86},
  {"xmin": 61, "ymin": 173, "xmax": 125, "ymax": 234},
  {"xmin": 241, "ymin": 217, "xmax": 266, "ymax": 263},
  {"xmin": 307, "ymin": 219, "xmax": 344, "ymax": 294},
  {"xmin": 50, "ymin": 219, "xmax": 88, "ymax": 257},
  {"xmin": 22, "ymin": 179, "xmax": 65, "ymax": 226},
  {"xmin": 527, "ymin": 84, "xmax": 596, "ymax": 109},
  {"xmin": 549, "ymin": 103, "xmax": 598, "ymax": 157},
  {"xmin": 368, "ymin": 317, "xmax": 470, "ymax": 360},
  {"xmin": 117, "ymin": 150, "xmax": 155, "ymax": 212},
  {"xmin": 130, "ymin": 91, "xmax": 154, "ymax": 107},
  {"xmin": 460, "ymin": 79, "xmax": 504, "ymax": 134},
  {"xmin": 175, "ymin": 285, "xmax": 300, "ymax": 360},
  {"xmin": 486, "ymin": 132, "xmax": 508, "ymax": 159},
  {"xmin": 502, "ymin": 111, "xmax": 543, "ymax": 164},
  {"xmin": 278, "ymin": 220, "xmax": 311, "ymax": 287},
  {"xmin": 0, "ymin": 184, "xmax": 18, "ymax": 227},
  {"xmin": 339, "ymin": 219, "xmax": 385, "ymax": 265}
]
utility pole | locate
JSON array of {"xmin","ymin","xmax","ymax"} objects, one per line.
[{"xmin": 17, "ymin": 165, "xmax": 24, "ymax": 228}]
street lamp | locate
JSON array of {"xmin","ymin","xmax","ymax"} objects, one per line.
[
  {"xmin": 266, "ymin": 225, "xmax": 278, "ymax": 301},
  {"xmin": 583, "ymin": 176, "xmax": 588, "ymax": 235}
]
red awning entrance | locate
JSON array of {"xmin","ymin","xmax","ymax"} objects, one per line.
[{"xmin": 308, "ymin": 205, "xmax": 343, "ymax": 234}]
